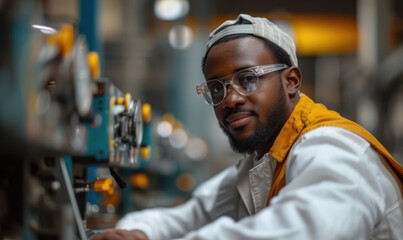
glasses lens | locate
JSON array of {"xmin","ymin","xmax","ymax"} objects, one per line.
[
  {"xmin": 233, "ymin": 70, "xmax": 259, "ymax": 94},
  {"xmin": 204, "ymin": 80, "xmax": 225, "ymax": 105}
]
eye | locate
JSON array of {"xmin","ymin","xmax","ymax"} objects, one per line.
[
  {"xmin": 237, "ymin": 71, "xmax": 258, "ymax": 89},
  {"xmin": 207, "ymin": 81, "xmax": 224, "ymax": 95}
]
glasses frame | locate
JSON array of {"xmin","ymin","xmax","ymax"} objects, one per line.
[{"xmin": 196, "ymin": 64, "xmax": 288, "ymax": 106}]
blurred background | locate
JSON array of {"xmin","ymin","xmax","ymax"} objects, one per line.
[{"xmin": 0, "ymin": 0, "xmax": 402, "ymax": 238}]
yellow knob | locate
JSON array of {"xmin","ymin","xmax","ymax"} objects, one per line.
[
  {"xmin": 130, "ymin": 173, "xmax": 149, "ymax": 189},
  {"xmin": 87, "ymin": 52, "xmax": 100, "ymax": 79},
  {"xmin": 141, "ymin": 145, "xmax": 151, "ymax": 160},
  {"xmin": 47, "ymin": 25, "xmax": 74, "ymax": 56},
  {"xmin": 124, "ymin": 93, "xmax": 131, "ymax": 110},
  {"xmin": 117, "ymin": 97, "xmax": 124, "ymax": 106},
  {"xmin": 92, "ymin": 178, "xmax": 114, "ymax": 195},
  {"xmin": 142, "ymin": 103, "xmax": 152, "ymax": 123},
  {"xmin": 57, "ymin": 24, "xmax": 75, "ymax": 56}
]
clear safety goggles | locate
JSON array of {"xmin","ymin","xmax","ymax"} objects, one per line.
[{"xmin": 196, "ymin": 64, "xmax": 288, "ymax": 106}]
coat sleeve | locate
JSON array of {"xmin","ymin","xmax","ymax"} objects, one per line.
[
  {"xmin": 115, "ymin": 166, "xmax": 236, "ymax": 240},
  {"xmin": 180, "ymin": 127, "xmax": 402, "ymax": 240}
]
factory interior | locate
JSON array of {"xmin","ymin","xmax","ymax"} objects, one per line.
[{"xmin": 0, "ymin": 0, "xmax": 402, "ymax": 239}]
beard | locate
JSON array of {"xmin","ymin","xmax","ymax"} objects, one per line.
[{"xmin": 219, "ymin": 84, "xmax": 288, "ymax": 154}]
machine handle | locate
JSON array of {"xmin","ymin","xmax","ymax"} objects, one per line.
[
  {"xmin": 92, "ymin": 178, "xmax": 114, "ymax": 195},
  {"xmin": 109, "ymin": 167, "xmax": 127, "ymax": 189}
]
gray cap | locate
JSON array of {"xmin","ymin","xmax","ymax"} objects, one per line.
[{"xmin": 206, "ymin": 14, "xmax": 298, "ymax": 66}]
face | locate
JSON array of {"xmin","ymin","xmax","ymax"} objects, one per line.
[{"xmin": 204, "ymin": 36, "xmax": 294, "ymax": 155}]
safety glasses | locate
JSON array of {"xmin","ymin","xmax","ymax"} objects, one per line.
[{"xmin": 196, "ymin": 64, "xmax": 288, "ymax": 106}]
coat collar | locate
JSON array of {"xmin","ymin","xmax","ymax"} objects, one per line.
[{"xmin": 268, "ymin": 94, "xmax": 313, "ymax": 162}]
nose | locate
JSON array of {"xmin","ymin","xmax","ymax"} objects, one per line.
[{"xmin": 222, "ymin": 84, "xmax": 246, "ymax": 109}]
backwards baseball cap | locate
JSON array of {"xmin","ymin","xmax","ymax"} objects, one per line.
[{"xmin": 206, "ymin": 14, "xmax": 298, "ymax": 66}]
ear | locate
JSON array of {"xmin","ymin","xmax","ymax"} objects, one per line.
[{"xmin": 283, "ymin": 66, "xmax": 302, "ymax": 96}]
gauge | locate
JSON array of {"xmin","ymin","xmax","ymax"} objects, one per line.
[{"xmin": 73, "ymin": 37, "xmax": 92, "ymax": 117}]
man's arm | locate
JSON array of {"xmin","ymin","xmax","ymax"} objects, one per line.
[{"xmin": 94, "ymin": 166, "xmax": 236, "ymax": 240}]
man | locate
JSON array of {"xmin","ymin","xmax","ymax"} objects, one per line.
[{"xmin": 94, "ymin": 14, "xmax": 403, "ymax": 240}]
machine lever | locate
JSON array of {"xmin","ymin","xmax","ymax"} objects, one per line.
[{"xmin": 109, "ymin": 167, "xmax": 127, "ymax": 189}]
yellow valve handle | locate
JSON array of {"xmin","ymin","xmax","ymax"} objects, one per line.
[
  {"xmin": 47, "ymin": 24, "xmax": 74, "ymax": 57},
  {"xmin": 87, "ymin": 52, "xmax": 100, "ymax": 79},
  {"xmin": 141, "ymin": 145, "xmax": 151, "ymax": 160},
  {"xmin": 59, "ymin": 25, "xmax": 74, "ymax": 56},
  {"xmin": 142, "ymin": 103, "xmax": 152, "ymax": 123},
  {"xmin": 117, "ymin": 97, "xmax": 124, "ymax": 106},
  {"xmin": 124, "ymin": 93, "xmax": 131, "ymax": 110},
  {"xmin": 92, "ymin": 178, "xmax": 114, "ymax": 195}
]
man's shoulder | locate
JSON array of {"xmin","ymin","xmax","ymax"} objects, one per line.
[
  {"xmin": 297, "ymin": 126, "xmax": 370, "ymax": 152},
  {"xmin": 286, "ymin": 126, "xmax": 373, "ymax": 178}
]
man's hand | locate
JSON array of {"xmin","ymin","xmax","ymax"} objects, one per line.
[{"xmin": 92, "ymin": 229, "xmax": 149, "ymax": 240}]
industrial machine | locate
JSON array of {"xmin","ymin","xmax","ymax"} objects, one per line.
[{"xmin": 0, "ymin": 3, "xmax": 151, "ymax": 239}]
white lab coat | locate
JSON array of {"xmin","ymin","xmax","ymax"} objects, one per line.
[{"xmin": 116, "ymin": 127, "xmax": 403, "ymax": 240}]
